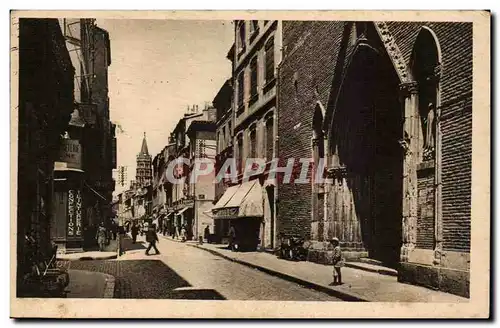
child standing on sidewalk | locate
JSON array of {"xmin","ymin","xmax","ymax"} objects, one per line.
[{"xmin": 330, "ymin": 237, "xmax": 344, "ymax": 285}]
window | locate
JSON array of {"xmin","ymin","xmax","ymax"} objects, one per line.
[
  {"xmin": 249, "ymin": 128, "xmax": 257, "ymax": 158},
  {"xmin": 237, "ymin": 71, "xmax": 244, "ymax": 110},
  {"xmin": 265, "ymin": 37, "xmax": 275, "ymax": 84},
  {"xmin": 266, "ymin": 117, "xmax": 274, "ymax": 160},
  {"xmin": 227, "ymin": 121, "xmax": 232, "ymax": 145},
  {"xmin": 250, "ymin": 57, "xmax": 258, "ymax": 99},
  {"xmin": 237, "ymin": 134, "xmax": 244, "ymax": 173},
  {"xmin": 238, "ymin": 22, "xmax": 246, "ymax": 53},
  {"xmin": 222, "ymin": 127, "xmax": 226, "ymax": 149},
  {"xmin": 249, "ymin": 20, "xmax": 259, "ymax": 41}
]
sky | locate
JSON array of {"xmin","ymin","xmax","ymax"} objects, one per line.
[{"xmin": 96, "ymin": 19, "xmax": 234, "ymax": 195}]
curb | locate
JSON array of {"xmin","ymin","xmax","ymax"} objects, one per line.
[
  {"xmin": 57, "ymin": 254, "xmax": 118, "ymax": 261},
  {"xmin": 187, "ymin": 244, "xmax": 368, "ymax": 302},
  {"xmin": 344, "ymin": 262, "xmax": 398, "ymax": 277},
  {"xmin": 102, "ymin": 274, "xmax": 116, "ymax": 298}
]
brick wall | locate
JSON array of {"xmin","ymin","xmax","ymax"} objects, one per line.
[
  {"xmin": 279, "ymin": 21, "xmax": 472, "ymax": 253},
  {"xmin": 278, "ymin": 21, "xmax": 345, "ymax": 239},
  {"xmin": 441, "ymin": 97, "xmax": 472, "ymax": 252}
]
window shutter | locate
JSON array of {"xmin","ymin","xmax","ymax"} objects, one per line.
[
  {"xmin": 250, "ymin": 57, "xmax": 258, "ymax": 97},
  {"xmin": 265, "ymin": 38, "xmax": 275, "ymax": 83},
  {"xmin": 266, "ymin": 118, "xmax": 274, "ymax": 160},
  {"xmin": 237, "ymin": 72, "xmax": 244, "ymax": 108},
  {"xmin": 250, "ymin": 129, "xmax": 257, "ymax": 158}
]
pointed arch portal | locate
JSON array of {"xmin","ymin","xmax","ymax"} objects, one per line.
[{"xmin": 327, "ymin": 40, "xmax": 404, "ymax": 266}]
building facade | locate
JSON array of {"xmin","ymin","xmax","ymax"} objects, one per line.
[
  {"xmin": 186, "ymin": 119, "xmax": 217, "ymax": 240},
  {"xmin": 213, "ymin": 76, "xmax": 234, "ymax": 242},
  {"xmin": 152, "ymin": 142, "xmax": 176, "ymax": 231},
  {"xmin": 277, "ymin": 21, "xmax": 472, "ymax": 297},
  {"xmin": 17, "ymin": 18, "xmax": 75, "ymax": 294},
  {"xmin": 212, "ymin": 20, "xmax": 282, "ymax": 251},
  {"xmin": 50, "ymin": 19, "xmax": 116, "ymax": 253}
]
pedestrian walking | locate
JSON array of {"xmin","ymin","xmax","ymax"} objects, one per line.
[
  {"xmin": 181, "ymin": 225, "xmax": 187, "ymax": 242},
  {"xmin": 145, "ymin": 224, "xmax": 160, "ymax": 255},
  {"xmin": 228, "ymin": 224, "xmax": 236, "ymax": 250},
  {"xmin": 96, "ymin": 223, "xmax": 107, "ymax": 251},
  {"xmin": 112, "ymin": 222, "xmax": 118, "ymax": 240},
  {"xmin": 131, "ymin": 223, "xmax": 139, "ymax": 244},
  {"xmin": 204, "ymin": 225, "xmax": 210, "ymax": 243},
  {"xmin": 330, "ymin": 237, "xmax": 344, "ymax": 285}
]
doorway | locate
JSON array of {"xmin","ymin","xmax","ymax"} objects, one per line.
[{"xmin": 331, "ymin": 42, "xmax": 403, "ymax": 267}]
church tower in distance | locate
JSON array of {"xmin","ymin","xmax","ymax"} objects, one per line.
[{"xmin": 136, "ymin": 132, "xmax": 152, "ymax": 187}]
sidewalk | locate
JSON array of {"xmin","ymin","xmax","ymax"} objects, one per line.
[
  {"xmin": 65, "ymin": 269, "xmax": 115, "ymax": 298},
  {"xmin": 57, "ymin": 237, "xmax": 120, "ymax": 261},
  {"xmin": 176, "ymin": 238, "xmax": 468, "ymax": 303}
]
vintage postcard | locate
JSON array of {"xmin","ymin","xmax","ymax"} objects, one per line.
[{"xmin": 10, "ymin": 10, "xmax": 490, "ymax": 319}]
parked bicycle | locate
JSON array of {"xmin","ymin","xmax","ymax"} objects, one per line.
[
  {"xmin": 20, "ymin": 233, "xmax": 69, "ymax": 298},
  {"xmin": 278, "ymin": 236, "xmax": 308, "ymax": 261}
]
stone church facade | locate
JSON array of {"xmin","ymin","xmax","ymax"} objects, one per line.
[{"xmin": 277, "ymin": 21, "xmax": 472, "ymax": 297}]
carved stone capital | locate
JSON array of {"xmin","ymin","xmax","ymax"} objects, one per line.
[
  {"xmin": 326, "ymin": 165, "xmax": 347, "ymax": 179},
  {"xmin": 399, "ymin": 81, "xmax": 419, "ymax": 98}
]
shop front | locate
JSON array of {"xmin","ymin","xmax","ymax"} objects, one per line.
[
  {"xmin": 212, "ymin": 180, "xmax": 264, "ymax": 251},
  {"xmin": 51, "ymin": 137, "xmax": 85, "ymax": 253},
  {"xmin": 176, "ymin": 205, "xmax": 194, "ymax": 240}
]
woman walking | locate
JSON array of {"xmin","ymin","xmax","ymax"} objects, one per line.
[{"xmin": 96, "ymin": 223, "xmax": 107, "ymax": 251}]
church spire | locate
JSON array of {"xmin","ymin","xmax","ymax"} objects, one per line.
[{"xmin": 140, "ymin": 132, "xmax": 149, "ymax": 155}]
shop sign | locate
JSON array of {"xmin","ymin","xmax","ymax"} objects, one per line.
[
  {"xmin": 213, "ymin": 207, "xmax": 239, "ymax": 219},
  {"xmin": 67, "ymin": 190, "xmax": 75, "ymax": 238},
  {"xmin": 67, "ymin": 189, "xmax": 83, "ymax": 238},
  {"xmin": 59, "ymin": 139, "xmax": 82, "ymax": 169},
  {"xmin": 75, "ymin": 190, "xmax": 82, "ymax": 236}
]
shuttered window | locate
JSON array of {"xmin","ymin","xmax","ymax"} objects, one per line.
[
  {"xmin": 238, "ymin": 22, "xmax": 246, "ymax": 52},
  {"xmin": 266, "ymin": 118, "xmax": 274, "ymax": 161},
  {"xmin": 237, "ymin": 134, "xmax": 243, "ymax": 173},
  {"xmin": 249, "ymin": 128, "xmax": 257, "ymax": 158},
  {"xmin": 237, "ymin": 71, "xmax": 244, "ymax": 109},
  {"xmin": 250, "ymin": 57, "xmax": 258, "ymax": 98},
  {"xmin": 265, "ymin": 38, "xmax": 275, "ymax": 83}
]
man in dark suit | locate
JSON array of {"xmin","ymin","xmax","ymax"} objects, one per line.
[{"xmin": 145, "ymin": 224, "xmax": 160, "ymax": 255}]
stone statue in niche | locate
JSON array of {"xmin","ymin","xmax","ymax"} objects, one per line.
[{"xmin": 423, "ymin": 102, "xmax": 436, "ymax": 161}]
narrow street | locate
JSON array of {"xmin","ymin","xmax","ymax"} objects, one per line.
[{"xmin": 68, "ymin": 235, "xmax": 341, "ymax": 301}]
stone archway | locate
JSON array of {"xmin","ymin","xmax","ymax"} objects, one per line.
[{"xmin": 329, "ymin": 41, "xmax": 404, "ymax": 267}]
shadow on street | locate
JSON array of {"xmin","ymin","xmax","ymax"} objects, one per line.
[
  {"xmin": 121, "ymin": 235, "xmax": 147, "ymax": 252},
  {"xmin": 169, "ymin": 289, "xmax": 225, "ymax": 300},
  {"xmin": 67, "ymin": 259, "xmax": 225, "ymax": 300}
]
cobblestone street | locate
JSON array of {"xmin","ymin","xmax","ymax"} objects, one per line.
[{"xmin": 67, "ymin": 235, "xmax": 341, "ymax": 301}]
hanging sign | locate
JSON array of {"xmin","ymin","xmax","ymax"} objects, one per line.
[{"xmin": 59, "ymin": 139, "xmax": 82, "ymax": 169}]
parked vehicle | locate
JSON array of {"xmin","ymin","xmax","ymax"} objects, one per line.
[{"xmin": 278, "ymin": 236, "xmax": 307, "ymax": 261}]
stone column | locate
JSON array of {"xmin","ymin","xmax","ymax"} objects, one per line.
[
  {"xmin": 433, "ymin": 64, "xmax": 443, "ymax": 265},
  {"xmin": 399, "ymin": 81, "xmax": 419, "ymax": 263},
  {"xmin": 311, "ymin": 137, "xmax": 320, "ymax": 240}
]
